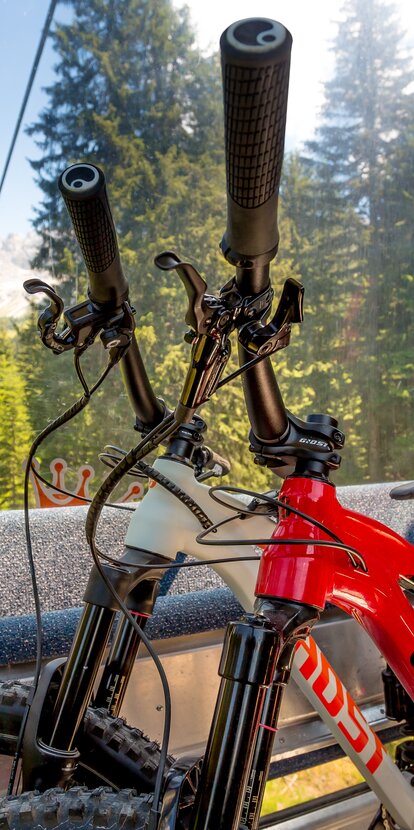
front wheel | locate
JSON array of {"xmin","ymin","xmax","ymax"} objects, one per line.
[
  {"xmin": 0, "ymin": 786, "xmax": 152, "ymax": 829},
  {"xmin": 0, "ymin": 680, "xmax": 173, "ymax": 792}
]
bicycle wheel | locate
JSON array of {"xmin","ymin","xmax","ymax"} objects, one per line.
[
  {"xmin": 0, "ymin": 680, "xmax": 173, "ymax": 791},
  {"xmin": 0, "ymin": 786, "xmax": 152, "ymax": 829}
]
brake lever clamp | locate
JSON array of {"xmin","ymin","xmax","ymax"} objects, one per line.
[
  {"xmin": 219, "ymin": 275, "xmax": 273, "ymax": 320},
  {"xmin": 23, "ymin": 278, "xmax": 135, "ymax": 362},
  {"xmin": 237, "ymin": 278, "xmax": 304, "ymax": 357},
  {"xmin": 98, "ymin": 303, "xmax": 135, "ymax": 363}
]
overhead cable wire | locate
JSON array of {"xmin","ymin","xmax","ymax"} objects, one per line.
[{"xmin": 0, "ymin": 0, "xmax": 59, "ymax": 197}]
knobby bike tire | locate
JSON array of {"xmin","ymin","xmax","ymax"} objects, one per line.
[
  {"xmin": 0, "ymin": 786, "xmax": 152, "ymax": 829},
  {"xmin": 0, "ymin": 680, "xmax": 174, "ymax": 791}
]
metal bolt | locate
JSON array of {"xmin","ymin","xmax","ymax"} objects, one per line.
[{"xmin": 259, "ymin": 342, "xmax": 273, "ymax": 355}]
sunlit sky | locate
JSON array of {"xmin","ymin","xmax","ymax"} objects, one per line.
[{"xmin": 0, "ymin": 0, "xmax": 412, "ymax": 238}]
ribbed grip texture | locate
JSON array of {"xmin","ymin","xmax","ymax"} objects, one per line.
[
  {"xmin": 62, "ymin": 196, "xmax": 117, "ymax": 273},
  {"xmin": 223, "ymin": 59, "xmax": 290, "ymax": 209}
]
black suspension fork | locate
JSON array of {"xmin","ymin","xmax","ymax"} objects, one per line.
[
  {"xmin": 22, "ymin": 549, "xmax": 169, "ymax": 791},
  {"xmin": 239, "ymin": 639, "xmax": 297, "ymax": 830},
  {"xmin": 188, "ymin": 599, "xmax": 320, "ymax": 830},
  {"xmin": 94, "ymin": 573, "xmax": 162, "ymax": 714},
  {"xmin": 47, "ymin": 602, "xmax": 115, "ymax": 750},
  {"xmin": 49, "ymin": 549, "xmax": 170, "ymax": 747}
]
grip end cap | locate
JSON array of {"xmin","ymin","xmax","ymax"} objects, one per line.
[{"xmin": 58, "ymin": 163, "xmax": 104, "ymax": 201}]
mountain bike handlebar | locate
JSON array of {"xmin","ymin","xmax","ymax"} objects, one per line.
[
  {"xmin": 219, "ymin": 18, "xmax": 292, "ymax": 442},
  {"xmin": 58, "ymin": 18, "xmax": 293, "ymax": 444},
  {"xmin": 120, "ymin": 338, "xmax": 168, "ymax": 429},
  {"xmin": 59, "ymin": 162, "xmax": 166, "ymax": 428},
  {"xmin": 58, "ymin": 164, "xmax": 129, "ymax": 307},
  {"xmin": 220, "ymin": 18, "xmax": 292, "ymax": 271}
]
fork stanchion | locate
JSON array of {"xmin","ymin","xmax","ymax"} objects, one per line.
[{"xmin": 189, "ymin": 600, "xmax": 319, "ymax": 830}]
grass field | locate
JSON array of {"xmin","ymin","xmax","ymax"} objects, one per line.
[
  {"xmin": 262, "ymin": 754, "xmax": 364, "ymax": 813},
  {"xmin": 261, "ymin": 740, "xmax": 405, "ymax": 814}
]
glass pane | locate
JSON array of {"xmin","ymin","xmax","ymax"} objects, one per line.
[{"xmin": 0, "ymin": 0, "xmax": 413, "ymax": 511}]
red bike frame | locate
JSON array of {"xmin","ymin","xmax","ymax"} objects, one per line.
[{"xmin": 256, "ymin": 476, "xmax": 414, "ymax": 697}]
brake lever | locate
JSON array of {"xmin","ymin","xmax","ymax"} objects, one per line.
[
  {"xmin": 23, "ymin": 278, "xmax": 75, "ymax": 352},
  {"xmin": 154, "ymin": 251, "xmax": 211, "ymax": 334},
  {"xmin": 24, "ymin": 278, "xmax": 64, "ymax": 316},
  {"xmin": 24, "ymin": 278, "xmax": 135, "ymax": 361}
]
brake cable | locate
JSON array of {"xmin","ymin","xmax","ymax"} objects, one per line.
[
  {"xmin": 197, "ymin": 486, "xmax": 368, "ymax": 572},
  {"xmin": 28, "ymin": 468, "xmax": 136, "ymax": 511},
  {"xmin": 8, "ymin": 349, "xmax": 118, "ymax": 795}
]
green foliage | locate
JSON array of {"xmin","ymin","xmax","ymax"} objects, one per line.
[
  {"xmin": 0, "ymin": 329, "xmax": 33, "ymax": 508},
  {"xmin": 27, "ymin": 0, "xmax": 223, "ymax": 298},
  {"xmin": 297, "ymin": 0, "xmax": 414, "ymax": 481}
]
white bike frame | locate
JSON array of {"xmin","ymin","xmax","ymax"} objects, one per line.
[{"xmin": 124, "ymin": 456, "xmax": 414, "ymax": 829}]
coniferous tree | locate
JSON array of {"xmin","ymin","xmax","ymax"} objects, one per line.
[
  {"xmin": 27, "ymin": 0, "xmax": 224, "ymax": 302},
  {"xmin": 302, "ymin": 0, "xmax": 414, "ymax": 480}
]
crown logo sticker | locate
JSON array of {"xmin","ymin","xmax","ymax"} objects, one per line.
[{"xmin": 29, "ymin": 457, "xmax": 144, "ymax": 508}]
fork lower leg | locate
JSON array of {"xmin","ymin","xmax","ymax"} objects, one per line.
[
  {"xmin": 239, "ymin": 650, "xmax": 294, "ymax": 830},
  {"xmin": 189, "ymin": 599, "xmax": 319, "ymax": 830}
]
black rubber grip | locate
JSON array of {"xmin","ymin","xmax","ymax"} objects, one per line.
[
  {"xmin": 220, "ymin": 19, "xmax": 292, "ymax": 267},
  {"xmin": 58, "ymin": 163, "xmax": 129, "ymax": 306}
]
